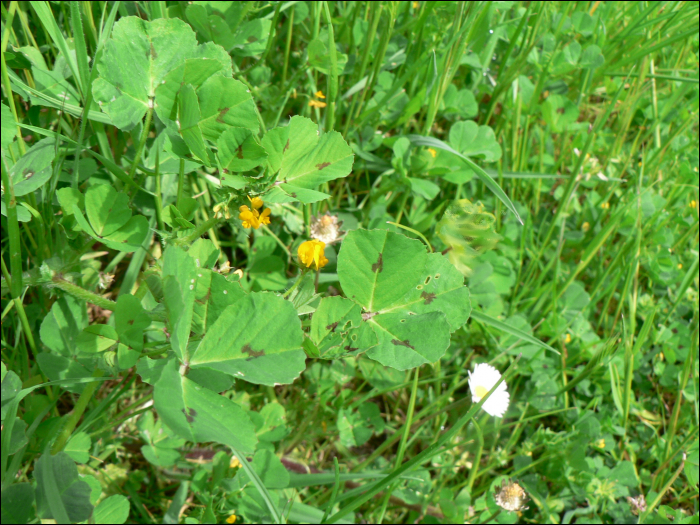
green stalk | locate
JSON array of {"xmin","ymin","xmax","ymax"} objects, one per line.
[
  {"xmin": 377, "ymin": 367, "xmax": 420, "ymax": 523},
  {"xmin": 465, "ymin": 419, "xmax": 484, "ymax": 493},
  {"xmin": 51, "ymin": 369, "xmax": 105, "ymax": 454},
  {"xmin": 282, "ymin": 8, "xmax": 294, "ymax": 86},
  {"xmin": 323, "ymin": 2, "xmax": 338, "ymax": 131},
  {"xmin": 51, "ymin": 276, "xmax": 118, "ymax": 311}
]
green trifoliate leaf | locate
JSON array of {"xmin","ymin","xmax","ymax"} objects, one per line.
[
  {"xmin": 9, "ymin": 138, "xmax": 55, "ymax": 197},
  {"xmin": 35, "ymin": 452, "xmax": 94, "ymax": 523},
  {"xmin": 310, "ymin": 296, "xmax": 378, "ymax": 359},
  {"xmin": 190, "ymin": 292, "xmax": 305, "ymax": 385},
  {"xmin": 263, "ymin": 116, "xmax": 353, "ymax": 196},
  {"xmin": 154, "ymin": 360, "xmax": 257, "ymax": 454},
  {"xmin": 218, "ymin": 127, "xmax": 268, "ymax": 172},
  {"xmin": 449, "ymin": 120, "xmax": 502, "ymax": 162},
  {"xmin": 92, "ymin": 17, "xmax": 224, "ymax": 130},
  {"xmin": 338, "ymin": 229, "xmax": 471, "ymax": 370}
]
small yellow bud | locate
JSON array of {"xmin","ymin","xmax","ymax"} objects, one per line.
[
  {"xmin": 315, "ymin": 90, "xmax": 325, "ymax": 99},
  {"xmin": 582, "ymin": 222, "xmax": 590, "ymax": 232},
  {"xmin": 309, "ymin": 99, "xmax": 327, "ymax": 108},
  {"xmin": 226, "ymin": 514, "xmax": 237, "ymax": 524},
  {"xmin": 230, "ymin": 457, "xmax": 240, "ymax": 469},
  {"xmin": 690, "ymin": 200, "xmax": 697, "ymax": 209},
  {"xmin": 594, "ymin": 438, "xmax": 605, "ymax": 448},
  {"xmin": 677, "ymin": 263, "xmax": 683, "ymax": 269},
  {"xmin": 564, "ymin": 333, "xmax": 572, "ymax": 343},
  {"xmin": 427, "ymin": 148, "xmax": 437, "ymax": 158}
]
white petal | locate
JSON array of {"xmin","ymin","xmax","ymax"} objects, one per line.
[{"xmin": 482, "ymin": 390, "xmax": 510, "ymax": 418}]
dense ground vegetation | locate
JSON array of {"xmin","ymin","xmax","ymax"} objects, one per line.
[{"xmin": 1, "ymin": 2, "xmax": 698, "ymax": 524}]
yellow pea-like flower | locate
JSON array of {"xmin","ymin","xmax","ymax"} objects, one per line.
[{"xmin": 298, "ymin": 240, "xmax": 329, "ymax": 270}]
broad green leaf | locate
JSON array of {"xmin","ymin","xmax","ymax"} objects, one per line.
[
  {"xmin": 541, "ymin": 94, "xmax": 579, "ymax": 133},
  {"xmin": 9, "ymin": 137, "xmax": 55, "ymax": 197},
  {"xmin": 379, "ymin": 253, "xmax": 471, "ymax": 331},
  {"xmin": 255, "ymin": 402, "xmax": 289, "ymax": 442},
  {"xmin": 35, "ymin": 452, "xmax": 93, "ymax": 523},
  {"xmin": 76, "ymin": 325, "xmax": 119, "ymax": 354},
  {"xmin": 93, "ymin": 17, "xmax": 213, "ymax": 130},
  {"xmin": 310, "ymin": 297, "xmax": 378, "ymax": 358},
  {"xmin": 266, "ymin": 116, "xmax": 353, "ymax": 192},
  {"xmin": 162, "ymin": 246, "xmax": 198, "ymax": 362},
  {"xmin": 154, "ymin": 56, "xmax": 232, "ymax": 123},
  {"xmin": 72, "ymin": 204, "xmax": 149, "ymax": 253},
  {"xmin": 190, "ymin": 292, "xmax": 306, "ymax": 385},
  {"xmin": 367, "ymin": 311, "xmax": 451, "ymax": 370},
  {"xmin": 39, "ymin": 295, "xmax": 88, "ymax": 357},
  {"xmin": 230, "ymin": 19, "xmax": 272, "ymax": 56},
  {"xmin": 248, "ymin": 256, "xmax": 287, "ymax": 291},
  {"xmin": 236, "ymin": 450, "xmax": 290, "ymax": 489},
  {"xmin": 188, "ymin": 238, "xmax": 220, "ymax": 269},
  {"xmin": 56, "ymin": 187, "xmax": 84, "ymax": 216},
  {"xmin": 409, "ymin": 177, "xmax": 440, "ymax": 200},
  {"xmin": 7, "ymin": 417, "xmax": 27, "ymax": 454},
  {"xmin": 197, "ymin": 75, "xmax": 259, "ymax": 138},
  {"xmin": 114, "ymin": 294, "xmax": 150, "ymax": 352},
  {"xmin": 1, "ymin": 103, "xmax": 16, "ymax": 152},
  {"xmin": 449, "ymin": 121, "xmax": 501, "ymax": 162},
  {"xmin": 64, "ymin": 432, "xmax": 91, "ymax": 464},
  {"xmin": 338, "ymin": 402, "xmax": 385, "ymax": 447},
  {"xmin": 178, "ymin": 83, "xmax": 210, "ymax": 166},
  {"xmin": 263, "ymin": 184, "xmax": 331, "ymax": 205},
  {"xmin": 218, "ymin": 127, "xmax": 268, "ymax": 172},
  {"xmin": 93, "ymin": 495, "xmax": 130, "ymax": 525},
  {"xmin": 1, "ymin": 369, "xmax": 23, "ymax": 421},
  {"xmin": 35, "ymin": 352, "xmax": 95, "ymax": 395},
  {"xmin": 338, "ymin": 229, "xmax": 469, "ymax": 369},
  {"xmin": 154, "ymin": 359, "xmax": 257, "ymax": 454},
  {"xmin": 1, "ymin": 483, "xmax": 36, "ymax": 525},
  {"xmin": 338, "ymin": 229, "xmax": 427, "ymax": 312}
]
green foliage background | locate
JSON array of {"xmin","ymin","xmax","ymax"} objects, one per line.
[{"xmin": 1, "ymin": 1, "xmax": 698, "ymax": 524}]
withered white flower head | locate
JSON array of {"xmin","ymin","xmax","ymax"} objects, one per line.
[
  {"xmin": 310, "ymin": 213, "xmax": 344, "ymax": 244},
  {"xmin": 468, "ymin": 362, "xmax": 509, "ymax": 418},
  {"xmin": 495, "ymin": 479, "xmax": 528, "ymax": 512}
]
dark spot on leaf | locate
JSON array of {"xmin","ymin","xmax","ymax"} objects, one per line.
[
  {"xmin": 291, "ymin": 193, "xmax": 297, "ymax": 198},
  {"xmin": 242, "ymin": 344, "xmax": 265, "ymax": 358},
  {"xmin": 150, "ymin": 43, "xmax": 157, "ymax": 60},
  {"xmin": 216, "ymin": 107, "xmax": 230, "ymax": 123},
  {"xmin": 344, "ymin": 345, "xmax": 359, "ymax": 352},
  {"xmin": 237, "ymin": 144, "xmax": 244, "ymax": 159},
  {"xmin": 556, "ymin": 107, "xmax": 565, "ymax": 114},
  {"xmin": 247, "ymin": 35, "xmax": 258, "ymax": 43},
  {"xmin": 371, "ymin": 253, "xmax": 383, "ymax": 273},
  {"xmin": 128, "ymin": 319, "xmax": 135, "ymax": 325},
  {"xmin": 283, "ymin": 139, "xmax": 290, "ymax": 152},
  {"xmin": 182, "ymin": 407, "xmax": 196, "ymax": 423},
  {"xmin": 672, "ymin": 328, "xmax": 678, "ymax": 334},
  {"xmin": 425, "ymin": 276, "xmax": 431, "ymax": 285},
  {"xmin": 222, "ymin": 176, "xmax": 226, "ymax": 180},
  {"xmin": 108, "ymin": 208, "xmax": 112, "ymax": 213},
  {"xmin": 316, "ymin": 162, "xmax": 331, "ymax": 170},
  {"xmin": 23, "ymin": 169, "xmax": 34, "ymax": 179},
  {"xmin": 391, "ymin": 339, "xmax": 415, "ymax": 349},
  {"xmin": 326, "ymin": 322, "xmax": 339, "ymax": 332},
  {"xmin": 421, "ymin": 291, "xmax": 437, "ymax": 304}
]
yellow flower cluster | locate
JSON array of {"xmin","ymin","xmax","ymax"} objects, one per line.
[
  {"xmin": 298, "ymin": 239, "xmax": 329, "ymax": 270},
  {"xmin": 238, "ymin": 196, "xmax": 271, "ymax": 229},
  {"xmin": 309, "ymin": 90, "xmax": 327, "ymax": 108}
]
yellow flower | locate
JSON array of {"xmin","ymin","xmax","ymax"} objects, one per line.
[
  {"xmin": 691, "ymin": 200, "xmax": 697, "ymax": 209},
  {"xmin": 226, "ymin": 514, "xmax": 237, "ymax": 524},
  {"xmin": 259, "ymin": 207, "xmax": 271, "ymax": 226},
  {"xmin": 564, "ymin": 333, "xmax": 572, "ymax": 343},
  {"xmin": 309, "ymin": 99, "xmax": 327, "ymax": 108},
  {"xmin": 427, "ymin": 148, "xmax": 437, "ymax": 158},
  {"xmin": 315, "ymin": 90, "xmax": 326, "ymax": 99},
  {"xmin": 229, "ymin": 457, "xmax": 240, "ymax": 469},
  {"xmin": 248, "ymin": 196, "xmax": 264, "ymax": 209},
  {"xmin": 582, "ymin": 222, "xmax": 590, "ymax": 232},
  {"xmin": 298, "ymin": 240, "xmax": 329, "ymax": 270},
  {"xmin": 594, "ymin": 438, "xmax": 606, "ymax": 449},
  {"xmin": 601, "ymin": 202, "xmax": 610, "ymax": 209},
  {"xmin": 239, "ymin": 205, "xmax": 260, "ymax": 229}
]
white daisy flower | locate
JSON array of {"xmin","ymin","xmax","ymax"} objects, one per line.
[{"xmin": 468, "ymin": 363, "xmax": 510, "ymax": 418}]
